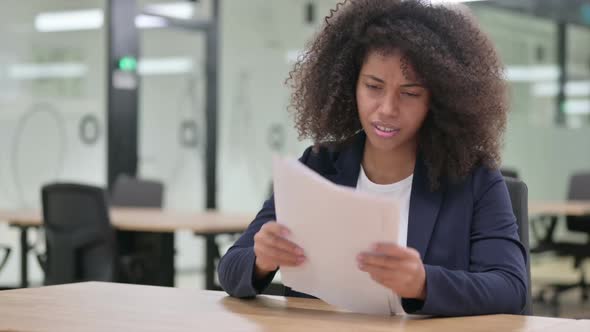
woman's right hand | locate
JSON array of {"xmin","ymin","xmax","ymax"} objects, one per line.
[{"xmin": 253, "ymin": 222, "xmax": 305, "ymax": 279}]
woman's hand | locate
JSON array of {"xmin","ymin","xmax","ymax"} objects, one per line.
[
  {"xmin": 357, "ymin": 243, "xmax": 427, "ymax": 300},
  {"xmin": 253, "ymin": 222, "xmax": 305, "ymax": 279}
]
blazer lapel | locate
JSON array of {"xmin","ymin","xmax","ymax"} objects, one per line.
[
  {"xmin": 324, "ymin": 132, "xmax": 365, "ymax": 188},
  {"xmin": 407, "ymin": 156, "xmax": 443, "ymax": 259}
]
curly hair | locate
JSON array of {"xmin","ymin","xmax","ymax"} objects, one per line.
[{"xmin": 287, "ymin": 0, "xmax": 507, "ymax": 189}]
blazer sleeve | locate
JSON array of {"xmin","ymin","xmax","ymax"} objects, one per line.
[
  {"xmin": 217, "ymin": 147, "xmax": 314, "ymax": 297},
  {"xmin": 403, "ymin": 169, "xmax": 528, "ymax": 316}
]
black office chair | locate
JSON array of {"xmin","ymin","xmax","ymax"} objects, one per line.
[
  {"xmin": 501, "ymin": 167, "xmax": 519, "ymax": 180},
  {"xmin": 541, "ymin": 173, "xmax": 590, "ymax": 307},
  {"xmin": 111, "ymin": 175, "xmax": 172, "ymax": 286},
  {"xmin": 559, "ymin": 173, "xmax": 590, "ymax": 300},
  {"xmin": 111, "ymin": 174, "xmax": 164, "ymax": 208},
  {"xmin": 42, "ymin": 183, "xmax": 116, "ymax": 285},
  {"xmin": 504, "ymin": 177, "xmax": 533, "ymax": 315}
]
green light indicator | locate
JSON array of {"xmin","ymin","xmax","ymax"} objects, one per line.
[{"xmin": 118, "ymin": 56, "xmax": 137, "ymax": 71}]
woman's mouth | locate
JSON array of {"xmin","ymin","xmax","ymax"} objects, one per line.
[{"xmin": 373, "ymin": 123, "xmax": 400, "ymax": 138}]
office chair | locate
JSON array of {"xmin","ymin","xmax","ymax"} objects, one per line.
[
  {"xmin": 111, "ymin": 174, "xmax": 164, "ymax": 208},
  {"xmin": 535, "ymin": 172, "xmax": 590, "ymax": 315},
  {"xmin": 504, "ymin": 177, "xmax": 533, "ymax": 315},
  {"xmin": 42, "ymin": 183, "xmax": 116, "ymax": 285},
  {"xmin": 559, "ymin": 173, "xmax": 590, "ymax": 301},
  {"xmin": 501, "ymin": 167, "xmax": 519, "ymax": 179},
  {"xmin": 111, "ymin": 175, "xmax": 172, "ymax": 286}
]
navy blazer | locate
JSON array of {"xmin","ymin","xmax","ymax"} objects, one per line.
[{"xmin": 217, "ymin": 133, "xmax": 528, "ymax": 316}]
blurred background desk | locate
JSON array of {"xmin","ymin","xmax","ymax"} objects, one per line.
[{"xmin": 0, "ymin": 208, "xmax": 251, "ymax": 290}]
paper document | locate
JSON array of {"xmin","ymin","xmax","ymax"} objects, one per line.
[{"xmin": 272, "ymin": 156, "xmax": 401, "ymax": 315}]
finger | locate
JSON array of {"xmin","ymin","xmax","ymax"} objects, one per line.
[
  {"xmin": 371, "ymin": 243, "xmax": 420, "ymax": 259},
  {"xmin": 358, "ymin": 258, "xmax": 416, "ymax": 276},
  {"xmin": 360, "ymin": 258, "xmax": 419, "ymax": 276},
  {"xmin": 255, "ymin": 243, "xmax": 304, "ymax": 266},
  {"xmin": 257, "ymin": 253, "xmax": 302, "ymax": 268},
  {"xmin": 357, "ymin": 253, "xmax": 399, "ymax": 269},
  {"xmin": 258, "ymin": 223, "xmax": 304, "ymax": 254},
  {"xmin": 262, "ymin": 250, "xmax": 305, "ymax": 267},
  {"xmin": 358, "ymin": 260, "xmax": 389, "ymax": 275},
  {"xmin": 257, "ymin": 231, "xmax": 304, "ymax": 256},
  {"xmin": 364, "ymin": 266, "xmax": 407, "ymax": 285},
  {"xmin": 359, "ymin": 264, "xmax": 394, "ymax": 285},
  {"xmin": 261, "ymin": 222, "xmax": 292, "ymax": 237}
]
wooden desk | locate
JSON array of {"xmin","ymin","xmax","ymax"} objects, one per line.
[
  {"xmin": 527, "ymin": 200, "xmax": 590, "ymax": 248},
  {"xmin": 0, "ymin": 208, "xmax": 253, "ymax": 289},
  {"xmin": 0, "ymin": 208, "xmax": 252, "ymax": 233},
  {"xmin": 0, "ymin": 282, "xmax": 586, "ymax": 332},
  {"xmin": 529, "ymin": 201, "xmax": 590, "ymax": 217}
]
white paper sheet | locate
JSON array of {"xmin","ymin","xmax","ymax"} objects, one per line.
[{"xmin": 272, "ymin": 156, "xmax": 400, "ymax": 315}]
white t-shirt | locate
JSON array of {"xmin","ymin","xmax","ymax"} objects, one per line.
[{"xmin": 356, "ymin": 165, "xmax": 413, "ymax": 314}]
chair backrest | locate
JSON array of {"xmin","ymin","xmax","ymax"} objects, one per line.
[
  {"xmin": 566, "ymin": 172, "xmax": 590, "ymax": 233},
  {"xmin": 42, "ymin": 183, "xmax": 115, "ymax": 285},
  {"xmin": 500, "ymin": 167, "xmax": 519, "ymax": 179},
  {"xmin": 110, "ymin": 175, "xmax": 168, "ymax": 285},
  {"xmin": 111, "ymin": 175, "xmax": 164, "ymax": 208},
  {"xmin": 504, "ymin": 177, "xmax": 532, "ymax": 315}
]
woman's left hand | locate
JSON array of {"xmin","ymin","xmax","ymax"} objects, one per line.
[{"xmin": 357, "ymin": 243, "xmax": 427, "ymax": 300}]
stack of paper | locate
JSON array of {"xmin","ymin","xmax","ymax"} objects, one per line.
[{"xmin": 272, "ymin": 156, "xmax": 401, "ymax": 315}]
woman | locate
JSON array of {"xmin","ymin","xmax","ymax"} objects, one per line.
[{"xmin": 218, "ymin": 0, "xmax": 527, "ymax": 316}]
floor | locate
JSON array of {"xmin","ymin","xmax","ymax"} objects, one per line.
[{"xmin": 530, "ymin": 255, "xmax": 590, "ymax": 318}]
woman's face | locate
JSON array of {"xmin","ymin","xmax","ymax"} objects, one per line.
[{"xmin": 356, "ymin": 50, "xmax": 430, "ymax": 156}]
